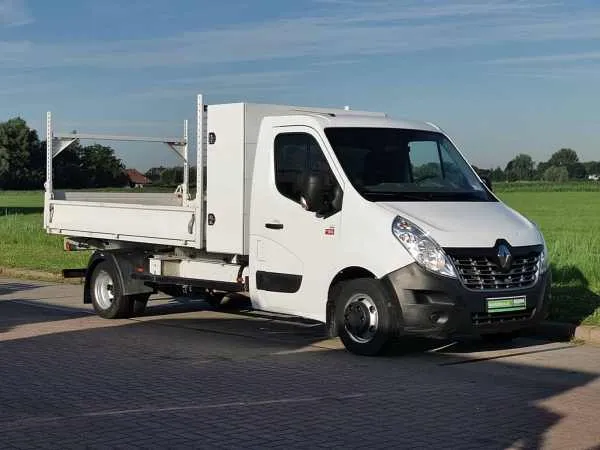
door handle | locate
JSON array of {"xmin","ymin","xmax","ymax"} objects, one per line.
[{"xmin": 265, "ymin": 223, "xmax": 284, "ymax": 230}]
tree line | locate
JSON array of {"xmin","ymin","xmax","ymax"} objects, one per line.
[
  {"xmin": 474, "ymin": 148, "xmax": 600, "ymax": 183},
  {"xmin": 144, "ymin": 148, "xmax": 600, "ymax": 187},
  {"xmin": 1, "ymin": 117, "xmax": 136, "ymax": 190},
  {"xmin": 2, "ymin": 116, "xmax": 599, "ymax": 190},
  {"xmin": 145, "ymin": 165, "xmax": 197, "ymax": 188}
]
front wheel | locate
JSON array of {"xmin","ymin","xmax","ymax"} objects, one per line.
[{"xmin": 335, "ymin": 279, "xmax": 396, "ymax": 356}]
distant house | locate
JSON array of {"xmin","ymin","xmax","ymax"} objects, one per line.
[
  {"xmin": 125, "ymin": 168, "xmax": 152, "ymax": 188},
  {"xmin": 588, "ymin": 174, "xmax": 600, "ymax": 181}
]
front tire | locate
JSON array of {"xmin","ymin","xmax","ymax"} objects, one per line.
[
  {"xmin": 90, "ymin": 260, "xmax": 133, "ymax": 319},
  {"xmin": 335, "ymin": 279, "xmax": 396, "ymax": 356}
]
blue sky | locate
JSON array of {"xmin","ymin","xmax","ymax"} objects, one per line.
[{"xmin": 1, "ymin": 0, "xmax": 599, "ymax": 172}]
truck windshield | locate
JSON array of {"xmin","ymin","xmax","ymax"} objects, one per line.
[{"xmin": 323, "ymin": 127, "xmax": 495, "ymax": 202}]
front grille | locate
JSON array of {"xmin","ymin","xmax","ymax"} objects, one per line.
[
  {"xmin": 449, "ymin": 252, "xmax": 540, "ymax": 291},
  {"xmin": 472, "ymin": 309, "xmax": 534, "ymax": 326}
]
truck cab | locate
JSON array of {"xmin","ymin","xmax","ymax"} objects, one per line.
[
  {"xmin": 45, "ymin": 95, "xmax": 551, "ymax": 356},
  {"xmin": 248, "ymin": 113, "xmax": 551, "ymax": 355}
]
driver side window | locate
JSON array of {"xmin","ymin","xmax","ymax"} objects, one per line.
[{"xmin": 274, "ymin": 132, "xmax": 341, "ymax": 212}]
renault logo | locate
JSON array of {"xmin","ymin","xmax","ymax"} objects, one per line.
[{"xmin": 497, "ymin": 244, "xmax": 512, "ymax": 271}]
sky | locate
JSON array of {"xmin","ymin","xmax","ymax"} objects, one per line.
[{"xmin": 1, "ymin": 0, "xmax": 599, "ymax": 172}]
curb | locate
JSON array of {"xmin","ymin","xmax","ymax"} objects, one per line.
[{"xmin": 532, "ymin": 321, "xmax": 600, "ymax": 345}]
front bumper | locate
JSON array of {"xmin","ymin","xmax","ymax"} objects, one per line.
[{"xmin": 382, "ymin": 263, "xmax": 552, "ymax": 339}]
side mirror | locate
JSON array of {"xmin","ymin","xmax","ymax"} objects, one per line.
[
  {"xmin": 482, "ymin": 176, "xmax": 493, "ymax": 192},
  {"xmin": 301, "ymin": 172, "xmax": 328, "ymax": 213}
]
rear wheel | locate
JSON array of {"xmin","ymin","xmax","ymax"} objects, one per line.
[
  {"xmin": 90, "ymin": 261, "xmax": 133, "ymax": 319},
  {"xmin": 335, "ymin": 278, "xmax": 396, "ymax": 356}
]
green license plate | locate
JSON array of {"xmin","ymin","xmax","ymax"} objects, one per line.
[{"xmin": 486, "ymin": 296, "xmax": 527, "ymax": 313}]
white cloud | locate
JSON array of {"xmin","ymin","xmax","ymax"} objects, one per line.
[
  {"xmin": 0, "ymin": 0, "xmax": 32, "ymax": 27},
  {"xmin": 486, "ymin": 52, "xmax": 600, "ymax": 65},
  {"xmin": 125, "ymin": 70, "xmax": 312, "ymax": 100},
  {"xmin": 490, "ymin": 65, "xmax": 600, "ymax": 80},
  {"xmin": 0, "ymin": 0, "xmax": 596, "ymax": 70}
]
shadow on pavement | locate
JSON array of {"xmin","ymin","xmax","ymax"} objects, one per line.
[
  {"xmin": 0, "ymin": 304, "xmax": 597, "ymax": 449},
  {"xmin": 140, "ymin": 293, "xmax": 564, "ymax": 354},
  {"xmin": 0, "ymin": 281, "xmax": 45, "ymax": 296},
  {"xmin": 0, "ymin": 300, "xmax": 90, "ymax": 334}
]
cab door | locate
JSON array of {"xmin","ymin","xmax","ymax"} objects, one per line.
[{"xmin": 249, "ymin": 125, "xmax": 344, "ymax": 322}]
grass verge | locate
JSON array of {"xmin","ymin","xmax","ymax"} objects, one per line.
[{"xmin": 0, "ymin": 191, "xmax": 89, "ymax": 276}]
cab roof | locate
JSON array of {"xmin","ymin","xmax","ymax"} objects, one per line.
[{"xmin": 287, "ymin": 112, "xmax": 442, "ymax": 133}]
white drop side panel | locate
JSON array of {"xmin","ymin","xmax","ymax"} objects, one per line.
[
  {"xmin": 205, "ymin": 104, "xmax": 245, "ymax": 254},
  {"xmin": 46, "ymin": 201, "xmax": 198, "ymax": 247}
]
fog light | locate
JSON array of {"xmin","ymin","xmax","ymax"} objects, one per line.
[{"xmin": 430, "ymin": 312, "xmax": 449, "ymax": 325}]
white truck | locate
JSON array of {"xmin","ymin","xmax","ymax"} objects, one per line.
[{"xmin": 44, "ymin": 94, "xmax": 551, "ymax": 355}]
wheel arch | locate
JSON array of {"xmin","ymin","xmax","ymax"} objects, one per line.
[
  {"xmin": 83, "ymin": 250, "xmax": 153, "ymax": 304},
  {"xmin": 325, "ymin": 266, "xmax": 377, "ymax": 337}
]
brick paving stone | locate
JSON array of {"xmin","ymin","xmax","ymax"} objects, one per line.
[{"xmin": 1, "ymin": 288, "xmax": 600, "ymax": 449}]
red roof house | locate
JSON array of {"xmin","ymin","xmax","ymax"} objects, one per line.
[{"xmin": 125, "ymin": 168, "xmax": 152, "ymax": 188}]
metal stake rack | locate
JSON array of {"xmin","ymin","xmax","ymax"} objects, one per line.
[{"xmin": 45, "ymin": 112, "xmax": 190, "ymax": 201}]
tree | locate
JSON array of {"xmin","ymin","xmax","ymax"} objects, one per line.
[
  {"xmin": 542, "ymin": 166, "xmax": 569, "ymax": 183},
  {"xmin": 505, "ymin": 154, "xmax": 534, "ymax": 181},
  {"xmin": 53, "ymin": 141, "xmax": 86, "ymax": 189},
  {"xmin": 0, "ymin": 117, "xmax": 41, "ymax": 189},
  {"xmin": 583, "ymin": 161, "xmax": 600, "ymax": 175},
  {"xmin": 535, "ymin": 161, "xmax": 551, "ymax": 180},
  {"xmin": 145, "ymin": 166, "xmax": 166, "ymax": 183},
  {"xmin": 158, "ymin": 167, "xmax": 181, "ymax": 186},
  {"xmin": 489, "ymin": 167, "xmax": 505, "ymax": 182},
  {"xmin": 567, "ymin": 162, "xmax": 586, "ymax": 180},
  {"xmin": 548, "ymin": 148, "xmax": 579, "ymax": 167},
  {"xmin": 80, "ymin": 144, "xmax": 129, "ymax": 188},
  {"xmin": 27, "ymin": 139, "xmax": 45, "ymax": 189},
  {"xmin": 53, "ymin": 142, "xmax": 129, "ymax": 189}
]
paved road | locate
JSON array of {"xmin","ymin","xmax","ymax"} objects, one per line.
[{"xmin": 1, "ymin": 278, "xmax": 599, "ymax": 450}]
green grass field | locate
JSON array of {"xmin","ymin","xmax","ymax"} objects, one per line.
[
  {"xmin": 1, "ymin": 187, "xmax": 599, "ymax": 325},
  {"xmin": 0, "ymin": 191, "xmax": 90, "ymax": 273},
  {"xmin": 496, "ymin": 190, "xmax": 600, "ymax": 325}
]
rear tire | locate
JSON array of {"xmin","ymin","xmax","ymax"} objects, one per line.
[
  {"xmin": 335, "ymin": 278, "xmax": 396, "ymax": 356},
  {"xmin": 90, "ymin": 260, "xmax": 133, "ymax": 319}
]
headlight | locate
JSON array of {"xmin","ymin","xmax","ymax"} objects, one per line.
[
  {"xmin": 539, "ymin": 238, "xmax": 550, "ymax": 273},
  {"xmin": 392, "ymin": 216, "xmax": 456, "ymax": 278},
  {"xmin": 531, "ymin": 220, "xmax": 550, "ymax": 273}
]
